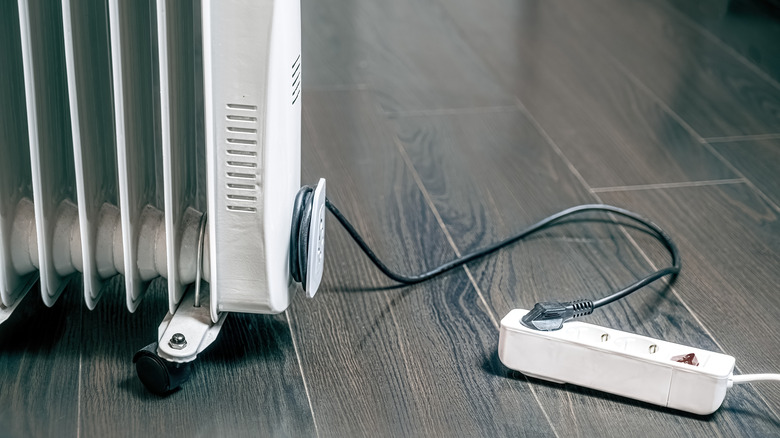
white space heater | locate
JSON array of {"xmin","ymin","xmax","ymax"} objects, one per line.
[{"xmin": 0, "ymin": 0, "xmax": 325, "ymax": 393}]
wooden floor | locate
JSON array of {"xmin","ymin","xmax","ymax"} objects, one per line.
[{"xmin": 2, "ymin": 0, "xmax": 780, "ymax": 436}]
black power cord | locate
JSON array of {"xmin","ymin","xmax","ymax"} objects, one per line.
[{"xmin": 325, "ymin": 200, "xmax": 680, "ymax": 331}]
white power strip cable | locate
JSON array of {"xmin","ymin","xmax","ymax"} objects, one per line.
[{"xmin": 729, "ymin": 374, "xmax": 780, "ymax": 386}]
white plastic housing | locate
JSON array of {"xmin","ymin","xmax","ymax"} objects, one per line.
[
  {"xmin": 305, "ymin": 178, "xmax": 326, "ymax": 297},
  {"xmin": 203, "ymin": 0, "xmax": 302, "ymax": 321},
  {"xmin": 499, "ymin": 309, "xmax": 736, "ymax": 415}
]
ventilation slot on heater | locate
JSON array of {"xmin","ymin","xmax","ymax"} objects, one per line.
[
  {"xmin": 292, "ymin": 54, "xmax": 301, "ymax": 105},
  {"xmin": 225, "ymin": 103, "xmax": 259, "ymax": 213}
]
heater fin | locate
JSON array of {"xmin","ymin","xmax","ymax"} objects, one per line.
[
  {"xmin": 158, "ymin": 0, "xmax": 206, "ymax": 314},
  {"xmin": 0, "ymin": 0, "xmax": 36, "ymax": 308},
  {"xmin": 18, "ymin": 0, "xmax": 75, "ymax": 306},
  {"xmin": 62, "ymin": 0, "xmax": 118, "ymax": 309},
  {"xmin": 108, "ymin": 0, "xmax": 163, "ymax": 311}
]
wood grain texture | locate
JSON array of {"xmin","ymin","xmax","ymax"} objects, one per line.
[
  {"xmin": 657, "ymin": 0, "xmax": 780, "ymax": 87},
  {"xmin": 77, "ymin": 279, "xmax": 315, "ymax": 438},
  {"xmin": 0, "ymin": 281, "xmax": 81, "ymax": 438},
  {"xmin": 561, "ymin": 0, "xmax": 780, "ymax": 138},
  {"xmin": 301, "ymin": 0, "xmax": 368, "ymax": 88},
  {"xmin": 600, "ymin": 184, "xmax": 780, "ymax": 420},
  {"xmin": 2, "ymin": 0, "xmax": 780, "ymax": 436},
  {"xmin": 710, "ymin": 138, "xmax": 780, "ymax": 209},
  {"xmin": 436, "ymin": 0, "xmax": 738, "ymax": 188},
  {"xmin": 302, "ymin": 0, "xmax": 512, "ymax": 113},
  {"xmin": 289, "ymin": 90, "xmax": 556, "ymax": 437},
  {"xmin": 391, "ymin": 109, "xmax": 779, "ymax": 436}
]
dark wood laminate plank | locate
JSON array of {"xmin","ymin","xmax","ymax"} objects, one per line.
[
  {"xmin": 656, "ymin": 0, "xmax": 780, "ymax": 87},
  {"xmin": 0, "ymin": 281, "xmax": 81, "ymax": 438},
  {"xmin": 391, "ymin": 110, "xmax": 778, "ymax": 435},
  {"xmin": 289, "ymin": 89, "xmax": 556, "ymax": 437},
  {"xmin": 436, "ymin": 0, "xmax": 737, "ymax": 188},
  {"xmin": 301, "ymin": 0, "xmax": 512, "ymax": 112},
  {"xmin": 560, "ymin": 0, "xmax": 780, "ymax": 138},
  {"xmin": 301, "ymin": 0, "xmax": 369, "ymax": 88},
  {"xmin": 599, "ymin": 184, "xmax": 780, "ymax": 420},
  {"xmin": 78, "ymin": 280, "xmax": 315, "ymax": 438},
  {"xmin": 709, "ymin": 138, "xmax": 780, "ymax": 208}
]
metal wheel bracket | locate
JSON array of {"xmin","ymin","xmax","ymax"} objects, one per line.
[{"xmin": 156, "ymin": 287, "xmax": 227, "ymax": 363}]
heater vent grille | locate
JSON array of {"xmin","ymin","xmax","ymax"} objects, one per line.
[
  {"xmin": 225, "ymin": 103, "xmax": 259, "ymax": 213},
  {"xmin": 292, "ymin": 54, "xmax": 301, "ymax": 105}
]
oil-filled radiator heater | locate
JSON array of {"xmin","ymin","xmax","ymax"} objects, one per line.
[{"xmin": 0, "ymin": 0, "xmax": 326, "ymax": 394}]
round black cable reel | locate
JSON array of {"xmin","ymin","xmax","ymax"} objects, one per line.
[
  {"xmin": 132, "ymin": 342, "xmax": 193, "ymax": 395},
  {"xmin": 290, "ymin": 185, "xmax": 315, "ymax": 289}
]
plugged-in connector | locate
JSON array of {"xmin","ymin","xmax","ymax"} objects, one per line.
[{"xmin": 520, "ymin": 299, "xmax": 594, "ymax": 331}]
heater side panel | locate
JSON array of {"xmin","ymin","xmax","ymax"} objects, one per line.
[
  {"xmin": 203, "ymin": 0, "xmax": 299, "ymax": 319},
  {"xmin": 262, "ymin": 0, "xmax": 302, "ymax": 313}
]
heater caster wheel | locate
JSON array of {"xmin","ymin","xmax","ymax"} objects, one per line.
[{"xmin": 133, "ymin": 342, "xmax": 193, "ymax": 395}]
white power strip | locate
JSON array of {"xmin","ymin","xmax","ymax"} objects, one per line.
[{"xmin": 498, "ymin": 309, "xmax": 736, "ymax": 415}]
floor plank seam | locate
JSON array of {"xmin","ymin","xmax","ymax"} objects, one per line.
[
  {"xmin": 653, "ymin": 0, "xmax": 780, "ymax": 93},
  {"xmin": 512, "ymin": 97, "xmax": 593, "ymax": 196},
  {"xmin": 516, "ymin": 85, "xmax": 736, "ymax": 356},
  {"xmin": 590, "ymin": 178, "xmax": 748, "ymax": 193},
  {"xmin": 607, "ymin": 52, "xmax": 705, "ymax": 144},
  {"xmin": 5, "ymin": 1, "xmax": 778, "ymax": 434},
  {"xmin": 702, "ymin": 133, "xmax": 780, "ymax": 144},
  {"xmin": 515, "ymin": 78, "xmax": 737, "ymax": 362},
  {"xmin": 516, "ymin": 70, "xmax": 780, "ymax": 422},
  {"xmin": 611, "ymin": 55, "xmax": 780, "ymax": 215},
  {"xmin": 701, "ymin": 141, "xmax": 780, "ymax": 214},
  {"xmin": 77, "ymin": 291, "xmax": 83, "ymax": 438},
  {"xmin": 390, "ymin": 117, "xmax": 561, "ymax": 438},
  {"xmin": 418, "ymin": 1, "xmax": 780, "ymax": 422},
  {"xmin": 285, "ymin": 310, "xmax": 320, "ymax": 438},
  {"xmin": 379, "ymin": 287, "xmax": 419, "ymax": 438},
  {"xmin": 462, "ymin": 266, "xmax": 499, "ymax": 329},
  {"xmin": 392, "ymin": 134, "xmax": 499, "ymax": 326}
]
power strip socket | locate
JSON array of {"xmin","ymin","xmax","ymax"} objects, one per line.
[{"xmin": 499, "ymin": 309, "xmax": 736, "ymax": 415}]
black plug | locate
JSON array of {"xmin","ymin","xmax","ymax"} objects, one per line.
[{"xmin": 520, "ymin": 299, "xmax": 594, "ymax": 331}]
